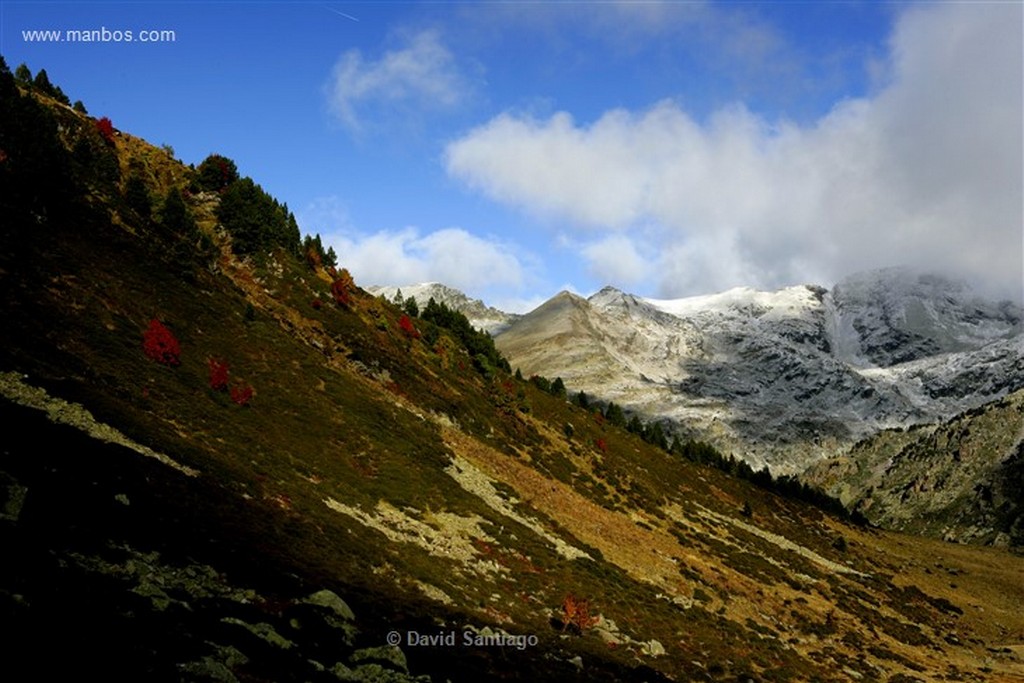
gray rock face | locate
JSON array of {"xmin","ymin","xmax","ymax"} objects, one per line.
[
  {"xmin": 494, "ymin": 268, "xmax": 1024, "ymax": 473},
  {"xmin": 829, "ymin": 268, "xmax": 1021, "ymax": 368}
]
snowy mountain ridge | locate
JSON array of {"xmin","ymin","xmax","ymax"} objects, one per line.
[{"xmin": 493, "ymin": 267, "xmax": 1023, "ymax": 474}]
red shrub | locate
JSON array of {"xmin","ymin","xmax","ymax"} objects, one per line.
[
  {"xmin": 142, "ymin": 319, "xmax": 180, "ymax": 366},
  {"xmin": 331, "ymin": 268, "xmax": 355, "ymax": 307},
  {"xmin": 398, "ymin": 314, "xmax": 420, "ymax": 339},
  {"xmin": 595, "ymin": 438, "xmax": 608, "ymax": 453},
  {"xmin": 96, "ymin": 116, "xmax": 115, "ymax": 145},
  {"xmin": 208, "ymin": 358, "xmax": 230, "ymax": 391},
  {"xmin": 230, "ymin": 383, "xmax": 253, "ymax": 406},
  {"xmin": 311, "ymin": 298, "xmax": 322, "ymax": 310},
  {"xmin": 561, "ymin": 594, "xmax": 597, "ymax": 633}
]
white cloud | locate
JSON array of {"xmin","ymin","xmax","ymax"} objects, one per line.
[
  {"xmin": 320, "ymin": 226, "xmax": 526, "ymax": 294},
  {"xmin": 581, "ymin": 234, "xmax": 652, "ymax": 286},
  {"xmin": 445, "ymin": 3, "xmax": 1022, "ymax": 300},
  {"xmin": 327, "ymin": 30, "xmax": 469, "ymax": 132}
]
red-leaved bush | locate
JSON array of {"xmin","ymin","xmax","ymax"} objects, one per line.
[
  {"xmin": 208, "ymin": 358, "xmax": 229, "ymax": 391},
  {"xmin": 398, "ymin": 314, "xmax": 420, "ymax": 339},
  {"xmin": 230, "ymin": 383, "xmax": 253, "ymax": 406},
  {"xmin": 331, "ymin": 268, "xmax": 355, "ymax": 307},
  {"xmin": 142, "ymin": 319, "xmax": 180, "ymax": 366},
  {"xmin": 561, "ymin": 594, "xmax": 598, "ymax": 633},
  {"xmin": 595, "ymin": 438, "xmax": 608, "ymax": 453},
  {"xmin": 96, "ymin": 116, "xmax": 115, "ymax": 145}
]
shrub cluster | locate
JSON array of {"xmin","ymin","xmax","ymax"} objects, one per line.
[
  {"xmin": 398, "ymin": 314, "xmax": 420, "ymax": 340},
  {"xmin": 419, "ymin": 297, "xmax": 510, "ymax": 376},
  {"xmin": 560, "ymin": 594, "xmax": 598, "ymax": 634},
  {"xmin": 208, "ymin": 358, "xmax": 229, "ymax": 391},
  {"xmin": 207, "ymin": 357, "xmax": 253, "ymax": 406},
  {"xmin": 142, "ymin": 319, "xmax": 181, "ymax": 366},
  {"xmin": 301, "ymin": 233, "xmax": 337, "ymax": 270},
  {"xmin": 230, "ymin": 383, "xmax": 253, "ymax": 406}
]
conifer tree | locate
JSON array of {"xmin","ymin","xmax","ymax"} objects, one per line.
[
  {"xmin": 324, "ymin": 245, "xmax": 338, "ymax": 268},
  {"xmin": 124, "ymin": 174, "xmax": 152, "ymax": 221},
  {"xmin": 14, "ymin": 63, "xmax": 31, "ymax": 83},
  {"xmin": 403, "ymin": 295, "xmax": 419, "ymax": 318},
  {"xmin": 32, "ymin": 69, "xmax": 54, "ymax": 93},
  {"xmin": 160, "ymin": 187, "xmax": 194, "ymax": 235}
]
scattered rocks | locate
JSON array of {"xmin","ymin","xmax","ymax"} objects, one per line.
[
  {"xmin": 350, "ymin": 645, "xmax": 408, "ymax": 673},
  {"xmin": 642, "ymin": 639, "xmax": 666, "ymax": 657},
  {"xmin": 302, "ymin": 588, "xmax": 355, "ymax": 621},
  {"xmin": 221, "ymin": 617, "xmax": 295, "ymax": 649}
]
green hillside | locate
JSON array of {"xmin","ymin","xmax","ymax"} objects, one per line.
[
  {"xmin": 804, "ymin": 390, "xmax": 1024, "ymax": 547},
  {"xmin": 2, "ymin": 59, "xmax": 1023, "ymax": 682}
]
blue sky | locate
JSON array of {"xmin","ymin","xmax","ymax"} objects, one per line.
[{"xmin": 3, "ymin": 1, "xmax": 1021, "ymax": 310}]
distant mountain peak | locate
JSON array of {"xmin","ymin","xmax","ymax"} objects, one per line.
[{"xmin": 366, "ymin": 282, "xmax": 520, "ymax": 335}]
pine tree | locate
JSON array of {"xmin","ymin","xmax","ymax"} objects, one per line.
[
  {"xmin": 124, "ymin": 173, "xmax": 152, "ymax": 221},
  {"xmin": 403, "ymin": 295, "xmax": 419, "ymax": 318},
  {"xmin": 14, "ymin": 63, "xmax": 31, "ymax": 83},
  {"xmin": 217, "ymin": 177, "xmax": 283, "ymax": 255},
  {"xmin": 32, "ymin": 69, "xmax": 68, "ymax": 103},
  {"xmin": 32, "ymin": 69, "xmax": 53, "ymax": 93},
  {"xmin": 627, "ymin": 415, "xmax": 644, "ymax": 435},
  {"xmin": 604, "ymin": 402, "xmax": 626, "ymax": 428},
  {"xmin": 160, "ymin": 187, "xmax": 194, "ymax": 235}
]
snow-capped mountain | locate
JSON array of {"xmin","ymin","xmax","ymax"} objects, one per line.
[
  {"xmin": 366, "ymin": 282, "xmax": 520, "ymax": 335},
  {"xmin": 494, "ymin": 268, "xmax": 1023, "ymax": 474},
  {"xmin": 828, "ymin": 268, "xmax": 1021, "ymax": 367}
]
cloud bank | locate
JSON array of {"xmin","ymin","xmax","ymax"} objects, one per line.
[
  {"xmin": 445, "ymin": 3, "xmax": 1022, "ymax": 300},
  {"xmin": 319, "ymin": 225, "xmax": 526, "ymax": 294}
]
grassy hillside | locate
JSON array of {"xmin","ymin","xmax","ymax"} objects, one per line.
[
  {"xmin": 2, "ymin": 61, "xmax": 1023, "ymax": 682},
  {"xmin": 804, "ymin": 390, "xmax": 1024, "ymax": 547}
]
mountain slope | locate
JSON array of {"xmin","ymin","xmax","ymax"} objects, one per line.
[
  {"xmin": 3, "ymin": 62, "xmax": 1024, "ymax": 682},
  {"xmin": 495, "ymin": 275, "xmax": 1023, "ymax": 474},
  {"xmin": 803, "ymin": 390, "xmax": 1024, "ymax": 546}
]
